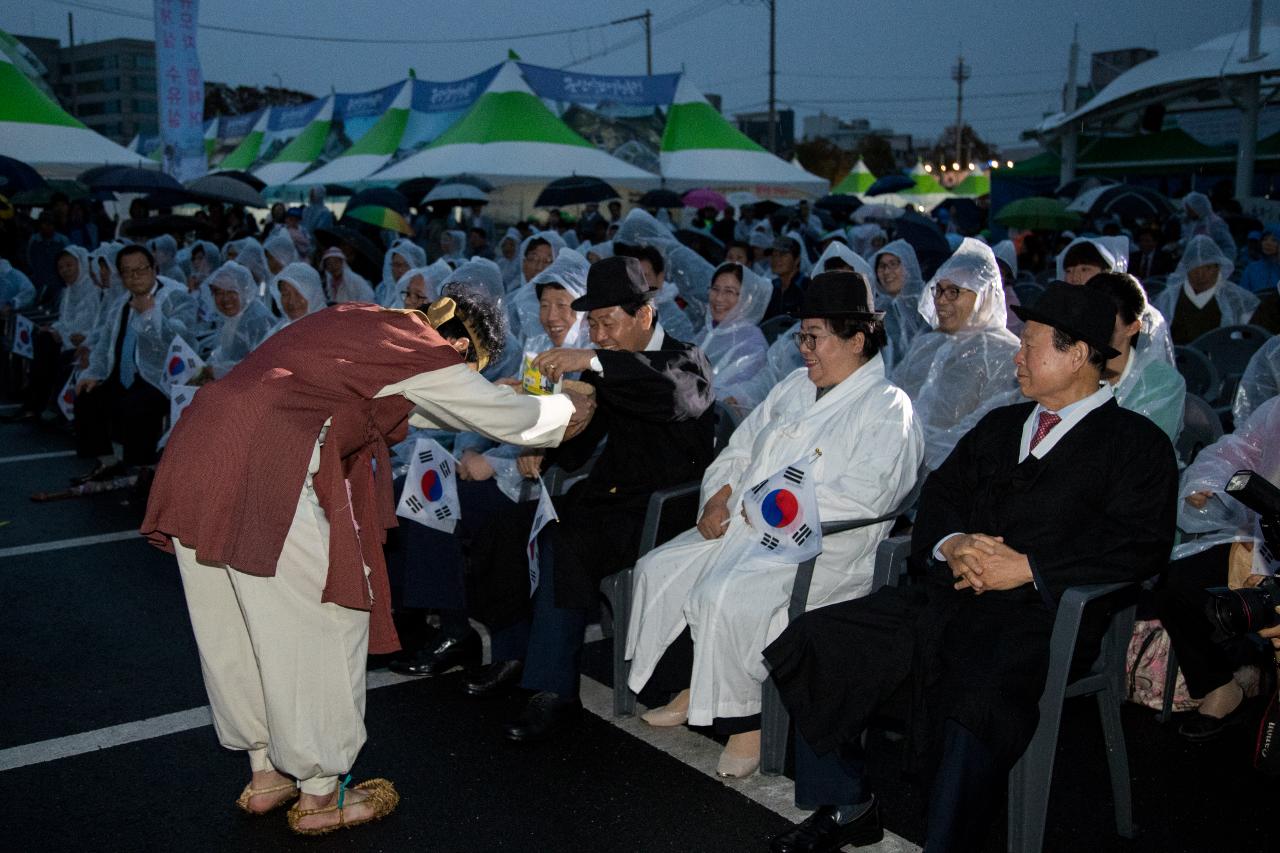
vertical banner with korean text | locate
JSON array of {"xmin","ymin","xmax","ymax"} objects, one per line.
[{"xmin": 154, "ymin": 0, "xmax": 205, "ymax": 182}]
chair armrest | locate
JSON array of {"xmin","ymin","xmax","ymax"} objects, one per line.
[{"xmin": 638, "ymin": 481, "xmax": 703, "ymax": 556}]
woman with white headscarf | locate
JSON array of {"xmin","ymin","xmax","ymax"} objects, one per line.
[
  {"xmin": 224, "ymin": 238, "xmax": 271, "ymax": 295},
  {"xmin": 266, "ymin": 263, "xmax": 327, "ymax": 339},
  {"xmin": 1181, "ymin": 191, "xmax": 1237, "ymax": 260},
  {"xmin": 1153, "ymin": 235, "xmax": 1258, "ymax": 345},
  {"xmin": 263, "ymin": 230, "xmax": 300, "ymax": 278},
  {"xmin": 698, "ymin": 262, "xmax": 771, "ymax": 419},
  {"xmin": 148, "ymin": 234, "xmax": 184, "ymax": 282},
  {"xmin": 871, "ymin": 239, "xmax": 930, "ymax": 369},
  {"xmin": 506, "ymin": 231, "xmax": 567, "ymax": 340},
  {"xmin": 320, "ymin": 247, "xmax": 375, "ymax": 304},
  {"xmin": 892, "ymin": 237, "xmax": 1022, "ymax": 470},
  {"xmin": 201, "ymin": 261, "xmax": 276, "ymax": 380},
  {"xmin": 376, "ymin": 239, "xmax": 428, "ymax": 308}
]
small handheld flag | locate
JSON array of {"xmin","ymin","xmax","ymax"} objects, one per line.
[
  {"xmin": 164, "ymin": 335, "xmax": 205, "ymax": 385},
  {"xmin": 11, "ymin": 314, "xmax": 35, "ymax": 359},
  {"xmin": 527, "ymin": 477, "xmax": 559, "ymax": 595},
  {"xmin": 742, "ymin": 457, "xmax": 823, "ymax": 564},
  {"xmin": 396, "ymin": 437, "xmax": 461, "ymax": 533}
]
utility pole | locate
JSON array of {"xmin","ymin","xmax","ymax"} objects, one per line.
[
  {"xmin": 67, "ymin": 12, "xmax": 76, "ymax": 117},
  {"xmin": 1236, "ymin": 0, "xmax": 1265, "ymax": 200},
  {"xmin": 767, "ymin": 0, "xmax": 777, "ymax": 153},
  {"xmin": 611, "ymin": 10, "xmax": 653, "ymax": 76},
  {"xmin": 951, "ymin": 54, "xmax": 970, "ymax": 168},
  {"xmin": 1060, "ymin": 25, "xmax": 1081, "ymax": 185}
]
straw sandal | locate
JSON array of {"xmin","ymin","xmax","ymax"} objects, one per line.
[
  {"xmin": 286, "ymin": 776, "xmax": 400, "ymax": 836},
  {"xmin": 235, "ymin": 780, "xmax": 299, "ymax": 815}
]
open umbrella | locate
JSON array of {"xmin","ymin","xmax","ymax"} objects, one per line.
[
  {"xmin": 84, "ymin": 166, "xmax": 182, "ymax": 194},
  {"xmin": 891, "ymin": 210, "xmax": 953, "ymax": 280},
  {"xmin": 439, "ymin": 173, "xmax": 495, "ymax": 193},
  {"xmin": 815, "ymin": 194, "xmax": 863, "ymax": 215},
  {"xmin": 852, "ymin": 202, "xmax": 907, "ymax": 223},
  {"xmin": 395, "ymin": 177, "xmax": 440, "ymax": 205},
  {"xmin": 638, "ymin": 188, "xmax": 683, "ymax": 209},
  {"xmin": 185, "ymin": 174, "xmax": 267, "ymax": 208},
  {"xmin": 0, "ymin": 155, "xmax": 48, "ymax": 195},
  {"xmin": 994, "ymin": 197, "xmax": 1082, "ymax": 231},
  {"xmin": 344, "ymin": 205, "xmax": 413, "ymax": 236},
  {"xmin": 865, "ymin": 174, "xmax": 915, "ymax": 196},
  {"xmin": 674, "ymin": 228, "xmax": 726, "ymax": 264},
  {"xmin": 210, "ymin": 169, "xmax": 267, "ymax": 192},
  {"xmin": 314, "ymin": 225, "xmax": 384, "ymax": 275},
  {"xmin": 682, "ymin": 188, "xmax": 728, "ymax": 212},
  {"xmin": 1067, "ymin": 185, "xmax": 1174, "ymax": 221},
  {"xmin": 346, "ymin": 187, "xmax": 410, "ymax": 216},
  {"xmin": 12, "ymin": 178, "xmax": 88, "ymax": 206},
  {"xmin": 535, "ymin": 176, "xmax": 620, "ymax": 208},
  {"xmin": 752, "ymin": 198, "xmax": 785, "ymax": 217},
  {"xmin": 931, "ymin": 198, "xmax": 984, "ymax": 234},
  {"xmin": 423, "ymin": 182, "xmax": 489, "ymax": 207},
  {"xmin": 1053, "ymin": 175, "xmax": 1117, "ymax": 199}
]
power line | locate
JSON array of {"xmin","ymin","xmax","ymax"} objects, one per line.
[
  {"xmin": 561, "ymin": 0, "xmax": 727, "ymax": 69},
  {"xmin": 50, "ymin": 0, "xmax": 627, "ymax": 45},
  {"xmin": 783, "ymin": 89, "xmax": 1057, "ymax": 106}
]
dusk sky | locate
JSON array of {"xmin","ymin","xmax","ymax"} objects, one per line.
[{"xmin": 5, "ymin": 0, "xmax": 1276, "ymax": 148}]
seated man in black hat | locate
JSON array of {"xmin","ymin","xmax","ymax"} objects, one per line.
[
  {"xmin": 465, "ymin": 256, "xmax": 718, "ymax": 742},
  {"xmin": 762, "ymin": 282, "xmax": 1179, "ymax": 853}
]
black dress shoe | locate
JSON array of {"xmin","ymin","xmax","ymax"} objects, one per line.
[
  {"xmin": 770, "ymin": 799, "xmax": 883, "ymax": 853},
  {"xmin": 1178, "ymin": 702, "xmax": 1251, "ymax": 742},
  {"xmin": 70, "ymin": 460, "xmax": 126, "ymax": 486},
  {"xmin": 388, "ymin": 631, "xmax": 481, "ymax": 677},
  {"xmin": 503, "ymin": 691, "xmax": 582, "ymax": 743},
  {"xmin": 464, "ymin": 660, "xmax": 524, "ymax": 698}
]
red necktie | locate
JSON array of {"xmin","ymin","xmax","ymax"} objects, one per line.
[{"xmin": 1029, "ymin": 411, "xmax": 1062, "ymax": 452}]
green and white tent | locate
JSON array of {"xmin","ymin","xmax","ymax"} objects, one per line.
[
  {"xmin": 658, "ymin": 77, "xmax": 826, "ymax": 196},
  {"xmin": 215, "ymin": 109, "xmax": 270, "ymax": 172},
  {"xmin": 290, "ymin": 84, "xmax": 413, "ymax": 187},
  {"xmin": 902, "ymin": 162, "xmax": 948, "ymax": 196},
  {"xmin": 952, "ymin": 168, "xmax": 990, "ymax": 197},
  {"xmin": 831, "ymin": 158, "xmax": 875, "ymax": 196},
  {"xmin": 373, "ymin": 63, "xmax": 655, "ymax": 187},
  {"xmin": 878, "ymin": 162, "xmax": 951, "ymax": 209},
  {"xmin": 0, "ymin": 45, "xmax": 144, "ymax": 178},
  {"xmin": 254, "ymin": 96, "xmax": 335, "ymax": 187}
]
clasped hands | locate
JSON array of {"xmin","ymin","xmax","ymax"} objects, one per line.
[{"xmin": 941, "ymin": 533, "xmax": 1034, "ymax": 594}]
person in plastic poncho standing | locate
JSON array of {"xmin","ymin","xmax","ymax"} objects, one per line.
[
  {"xmin": 698, "ymin": 261, "xmax": 771, "ymax": 420},
  {"xmin": 892, "ymin": 237, "xmax": 1023, "ymax": 471},
  {"xmin": 140, "ymin": 296, "xmax": 593, "ymax": 836},
  {"xmin": 1152, "ymin": 235, "xmax": 1259, "ymax": 345},
  {"xmin": 626, "ymin": 271, "xmax": 923, "ymax": 779}
]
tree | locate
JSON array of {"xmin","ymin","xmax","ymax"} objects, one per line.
[
  {"xmin": 204, "ymin": 83, "xmax": 313, "ymax": 120},
  {"xmin": 794, "ymin": 138, "xmax": 854, "ymax": 185},
  {"xmin": 923, "ymin": 124, "xmax": 999, "ymax": 168},
  {"xmin": 857, "ymin": 134, "xmax": 896, "ymax": 177}
]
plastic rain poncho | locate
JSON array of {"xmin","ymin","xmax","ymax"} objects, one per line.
[
  {"xmin": 613, "ymin": 208, "xmax": 708, "ymax": 341},
  {"xmin": 263, "ymin": 229, "xmax": 300, "ymax": 274},
  {"xmin": 0, "ymin": 259, "xmax": 36, "ymax": 310},
  {"xmin": 993, "ymin": 239, "xmax": 1024, "ymax": 335},
  {"xmin": 1111, "ymin": 333, "xmax": 1187, "ymax": 443},
  {"xmin": 1153, "ymin": 235, "xmax": 1259, "ymax": 336},
  {"xmin": 441, "ymin": 229, "xmax": 468, "ymax": 262},
  {"xmin": 1173, "ymin": 395, "xmax": 1280, "ymax": 571},
  {"xmin": 147, "ymin": 233, "xmax": 184, "ymax": 282},
  {"xmin": 322, "ymin": 249, "xmax": 375, "ymax": 304},
  {"xmin": 376, "ymin": 238, "xmax": 427, "ymax": 307},
  {"xmin": 584, "ymin": 240, "xmax": 614, "ymax": 261},
  {"xmin": 267, "ymin": 262, "xmax": 326, "ymax": 338},
  {"xmin": 871, "ymin": 240, "xmax": 931, "ymax": 370},
  {"xmin": 82, "ymin": 274, "xmax": 196, "ymax": 391},
  {"xmin": 438, "ymin": 258, "xmax": 520, "ymax": 382},
  {"xmin": 1059, "ymin": 235, "xmax": 1175, "ymax": 365},
  {"xmin": 1234, "ymin": 335, "xmax": 1280, "ymax": 423},
  {"xmin": 1181, "ymin": 192, "xmax": 1237, "ymax": 260},
  {"xmin": 224, "ymin": 238, "xmax": 270, "ymax": 293},
  {"xmin": 697, "ymin": 262, "xmax": 771, "ymax": 420},
  {"xmin": 497, "ymin": 227, "xmax": 522, "ymax": 292},
  {"xmin": 506, "ymin": 231, "xmax": 567, "ymax": 340},
  {"xmin": 206, "ymin": 261, "xmax": 275, "ymax": 378},
  {"xmin": 847, "ymin": 223, "xmax": 886, "ymax": 259},
  {"xmin": 50, "ymin": 246, "xmax": 99, "ymax": 351},
  {"xmin": 183, "ymin": 239, "xmax": 223, "ymax": 341},
  {"xmin": 893, "ymin": 237, "xmax": 1022, "ymax": 470}
]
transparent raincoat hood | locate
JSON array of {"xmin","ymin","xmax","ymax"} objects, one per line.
[
  {"xmin": 440, "ymin": 257, "xmax": 519, "ymax": 381},
  {"xmin": 377, "ymin": 238, "xmax": 428, "ymax": 307},
  {"xmin": 207, "ymin": 260, "xmax": 274, "ymax": 378},
  {"xmin": 918, "ymin": 237, "xmax": 1008, "ymax": 332},
  {"xmin": 1054, "ymin": 235, "xmax": 1130, "ymax": 280},
  {"xmin": 1233, "ymin": 336, "xmax": 1280, "ymax": 424},
  {"xmin": 225, "ymin": 237, "xmax": 270, "ymax": 288},
  {"xmin": 1153, "ymin": 235, "xmax": 1259, "ymax": 332},
  {"xmin": 269, "ymin": 262, "xmax": 326, "ymax": 320},
  {"xmin": 50, "ymin": 245, "xmax": 98, "ymax": 349},
  {"xmin": 528, "ymin": 248, "xmax": 590, "ymax": 349},
  {"xmin": 263, "ymin": 230, "xmax": 299, "ymax": 270}
]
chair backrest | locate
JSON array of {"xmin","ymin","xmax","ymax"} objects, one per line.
[
  {"xmin": 759, "ymin": 314, "xmax": 795, "ymax": 345},
  {"xmin": 1173, "ymin": 345, "xmax": 1220, "ymax": 401},
  {"xmin": 1141, "ymin": 275, "xmax": 1167, "ymax": 299},
  {"xmin": 712, "ymin": 400, "xmax": 740, "ymax": 451},
  {"xmin": 1189, "ymin": 324, "xmax": 1273, "ymax": 383},
  {"xmin": 1014, "ymin": 283, "xmax": 1046, "ymax": 309},
  {"xmin": 1175, "ymin": 393, "xmax": 1224, "ymax": 465}
]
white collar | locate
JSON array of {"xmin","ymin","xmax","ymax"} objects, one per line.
[
  {"xmin": 1113, "ymin": 347, "xmax": 1135, "ymax": 388},
  {"xmin": 1019, "ymin": 383, "xmax": 1113, "ymax": 461},
  {"xmin": 644, "ymin": 322, "xmax": 666, "ymax": 352},
  {"xmin": 1182, "ymin": 279, "xmax": 1219, "ymax": 309}
]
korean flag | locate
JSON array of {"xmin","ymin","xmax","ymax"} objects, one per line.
[
  {"xmin": 527, "ymin": 478, "xmax": 559, "ymax": 595},
  {"xmin": 164, "ymin": 335, "xmax": 205, "ymax": 386},
  {"xmin": 396, "ymin": 437, "xmax": 461, "ymax": 533},
  {"xmin": 157, "ymin": 384, "xmax": 199, "ymax": 449},
  {"xmin": 742, "ymin": 458, "xmax": 823, "ymax": 564},
  {"xmin": 57, "ymin": 372, "xmax": 77, "ymax": 421},
  {"xmin": 11, "ymin": 314, "xmax": 35, "ymax": 359}
]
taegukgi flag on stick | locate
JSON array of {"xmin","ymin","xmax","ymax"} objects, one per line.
[
  {"xmin": 57, "ymin": 372, "xmax": 77, "ymax": 421},
  {"xmin": 157, "ymin": 384, "xmax": 199, "ymax": 449},
  {"xmin": 742, "ymin": 454, "xmax": 823, "ymax": 564},
  {"xmin": 528, "ymin": 477, "xmax": 559, "ymax": 595},
  {"xmin": 396, "ymin": 437, "xmax": 460, "ymax": 533},
  {"xmin": 164, "ymin": 335, "xmax": 205, "ymax": 385},
  {"xmin": 10, "ymin": 314, "xmax": 35, "ymax": 359}
]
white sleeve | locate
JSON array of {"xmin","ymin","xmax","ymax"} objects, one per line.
[{"xmin": 378, "ymin": 363, "xmax": 573, "ymax": 448}]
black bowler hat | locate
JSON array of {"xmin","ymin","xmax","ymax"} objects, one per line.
[
  {"xmin": 796, "ymin": 271, "xmax": 884, "ymax": 320},
  {"xmin": 1010, "ymin": 281, "xmax": 1121, "ymax": 360},
  {"xmin": 571, "ymin": 256, "xmax": 651, "ymax": 311}
]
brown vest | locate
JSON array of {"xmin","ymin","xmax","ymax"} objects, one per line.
[{"xmin": 141, "ymin": 304, "xmax": 462, "ymax": 652}]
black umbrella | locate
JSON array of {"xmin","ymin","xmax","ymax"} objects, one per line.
[
  {"xmin": 865, "ymin": 174, "xmax": 915, "ymax": 196},
  {"xmin": 314, "ymin": 225, "xmax": 384, "ymax": 269},
  {"xmin": 815, "ymin": 194, "xmax": 863, "ymax": 215},
  {"xmin": 535, "ymin": 176, "xmax": 620, "ymax": 208},
  {"xmin": 395, "ymin": 177, "xmax": 440, "ymax": 205},
  {"xmin": 931, "ymin": 198, "xmax": 984, "ymax": 234},
  {"xmin": 85, "ymin": 166, "xmax": 183, "ymax": 194},
  {"xmin": 210, "ymin": 169, "xmax": 267, "ymax": 192},
  {"xmin": 324, "ymin": 183, "xmax": 354, "ymax": 197},
  {"xmin": 439, "ymin": 173, "xmax": 495, "ymax": 193},
  {"xmin": 345, "ymin": 187, "xmax": 410, "ymax": 216},
  {"xmin": 1053, "ymin": 175, "xmax": 1118, "ymax": 199},
  {"xmin": 186, "ymin": 174, "xmax": 267, "ymax": 208},
  {"xmin": 76, "ymin": 164, "xmax": 125, "ymax": 185},
  {"xmin": 118, "ymin": 214, "xmax": 216, "ymax": 240},
  {"xmin": 674, "ymin": 228, "xmax": 726, "ymax": 265},
  {"xmin": 891, "ymin": 210, "xmax": 952, "ymax": 279},
  {"xmin": 11, "ymin": 179, "xmax": 88, "ymax": 206},
  {"xmin": 1073, "ymin": 185, "xmax": 1175, "ymax": 221},
  {"xmin": 0, "ymin": 155, "xmax": 48, "ymax": 195},
  {"xmin": 638, "ymin": 188, "xmax": 683, "ymax": 209},
  {"xmin": 752, "ymin": 198, "xmax": 785, "ymax": 217}
]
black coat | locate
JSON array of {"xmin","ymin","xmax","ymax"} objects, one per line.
[
  {"xmin": 468, "ymin": 334, "xmax": 717, "ymax": 626},
  {"xmin": 764, "ymin": 398, "xmax": 1178, "ymax": 768}
]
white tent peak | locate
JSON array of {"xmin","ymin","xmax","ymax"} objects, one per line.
[
  {"xmin": 486, "ymin": 61, "xmax": 534, "ymax": 96},
  {"xmin": 670, "ymin": 75, "xmax": 707, "ymax": 106}
]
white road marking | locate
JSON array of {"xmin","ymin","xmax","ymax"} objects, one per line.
[
  {"xmin": 0, "ymin": 450, "xmax": 77, "ymax": 465},
  {"xmin": 0, "ymin": 530, "xmax": 141, "ymax": 559}
]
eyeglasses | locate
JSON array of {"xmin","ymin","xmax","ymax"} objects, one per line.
[
  {"xmin": 400, "ymin": 290, "xmax": 426, "ymax": 303},
  {"xmin": 932, "ymin": 284, "xmax": 965, "ymax": 302},
  {"xmin": 119, "ymin": 265, "xmax": 153, "ymax": 279},
  {"xmin": 793, "ymin": 330, "xmax": 836, "ymax": 351}
]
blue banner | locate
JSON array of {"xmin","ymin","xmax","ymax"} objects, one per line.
[
  {"xmin": 518, "ymin": 63, "xmax": 680, "ymax": 107},
  {"xmin": 268, "ymin": 98, "xmax": 325, "ymax": 132},
  {"xmin": 335, "ymin": 81, "xmax": 403, "ymax": 121},
  {"xmin": 410, "ymin": 65, "xmax": 500, "ymax": 113},
  {"xmin": 219, "ymin": 108, "xmax": 262, "ymax": 140},
  {"xmin": 154, "ymin": 0, "xmax": 205, "ymax": 181}
]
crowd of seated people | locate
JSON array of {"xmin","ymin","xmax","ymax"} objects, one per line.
[{"xmin": 4, "ymin": 184, "xmax": 1280, "ymax": 852}]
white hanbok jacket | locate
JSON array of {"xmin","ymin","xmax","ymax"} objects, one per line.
[{"xmin": 625, "ymin": 356, "xmax": 923, "ymax": 725}]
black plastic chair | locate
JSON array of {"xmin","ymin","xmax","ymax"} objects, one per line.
[
  {"xmin": 1189, "ymin": 324, "xmax": 1273, "ymax": 408},
  {"xmin": 1173, "ymin": 345, "xmax": 1220, "ymax": 402},
  {"xmin": 1175, "ymin": 393, "xmax": 1223, "ymax": 466}
]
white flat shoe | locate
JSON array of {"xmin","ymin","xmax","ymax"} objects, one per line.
[
  {"xmin": 641, "ymin": 704, "xmax": 689, "ymax": 727},
  {"xmin": 716, "ymin": 748, "xmax": 760, "ymax": 779}
]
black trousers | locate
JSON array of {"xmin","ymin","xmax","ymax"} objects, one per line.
[
  {"xmin": 1154, "ymin": 543, "xmax": 1259, "ymax": 698},
  {"xmin": 73, "ymin": 376, "xmax": 168, "ymax": 465},
  {"xmin": 24, "ymin": 330, "xmax": 74, "ymax": 414}
]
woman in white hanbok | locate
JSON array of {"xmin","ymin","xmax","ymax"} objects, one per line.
[{"xmin": 625, "ymin": 270, "xmax": 923, "ymax": 778}]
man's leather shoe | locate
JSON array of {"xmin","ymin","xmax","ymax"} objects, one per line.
[
  {"xmin": 769, "ymin": 799, "xmax": 882, "ymax": 853},
  {"xmin": 1178, "ymin": 702, "xmax": 1251, "ymax": 742},
  {"xmin": 464, "ymin": 660, "xmax": 524, "ymax": 698},
  {"xmin": 503, "ymin": 691, "xmax": 581, "ymax": 743},
  {"xmin": 388, "ymin": 631, "xmax": 480, "ymax": 677},
  {"xmin": 70, "ymin": 460, "xmax": 126, "ymax": 486}
]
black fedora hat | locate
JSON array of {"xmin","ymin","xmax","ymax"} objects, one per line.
[
  {"xmin": 1010, "ymin": 281, "xmax": 1121, "ymax": 359},
  {"xmin": 796, "ymin": 270, "xmax": 884, "ymax": 320},
  {"xmin": 571, "ymin": 256, "xmax": 651, "ymax": 312}
]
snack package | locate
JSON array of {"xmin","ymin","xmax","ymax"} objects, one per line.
[{"xmin": 521, "ymin": 352, "xmax": 561, "ymax": 396}]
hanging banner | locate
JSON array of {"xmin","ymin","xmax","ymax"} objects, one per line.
[
  {"xmin": 517, "ymin": 63, "xmax": 681, "ymax": 108},
  {"xmin": 154, "ymin": 0, "xmax": 206, "ymax": 182}
]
